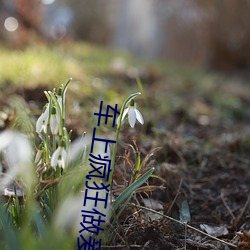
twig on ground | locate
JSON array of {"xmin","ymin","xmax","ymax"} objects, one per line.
[
  {"xmin": 101, "ymin": 244, "xmax": 141, "ymax": 248},
  {"xmin": 233, "ymin": 192, "xmax": 250, "ymax": 227},
  {"xmin": 166, "ymin": 178, "xmax": 183, "ymax": 215},
  {"xmin": 221, "ymin": 189, "xmax": 236, "ymax": 221},
  {"xmin": 129, "ymin": 203, "xmax": 238, "ymax": 249}
]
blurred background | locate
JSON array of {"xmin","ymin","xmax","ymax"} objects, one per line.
[{"xmin": 1, "ymin": 0, "xmax": 250, "ymax": 73}]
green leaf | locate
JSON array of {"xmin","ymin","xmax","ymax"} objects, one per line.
[
  {"xmin": 112, "ymin": 192, "xmax": 133, "ymax": 225},
  {"xmin": 62, "ymin": 78, "xmax": 72, "ymax": 98},
  {"xmin": 112, "ymin": 167, "xmax": 154, "ymax": 211},
  {"xmin": 32, "ymin": 208, "xmax": 46, "ymax": 237},
  {"xmin": 179, "ymin": 199, "xmax": 191, "ymax": 222},
  {"xmin": 0, "ymin": 208, "xmax": 21, "ymax": 250}
]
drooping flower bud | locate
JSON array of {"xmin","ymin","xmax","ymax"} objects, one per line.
[
  {"xmin": 51, "ymin": 140, "xmax": 67, "ymax": 169},
  {"xmin": 50, "ymin": 106, "xmax": 59, "ymax": 135},
  {"xmin": 36, "ymin": 103, "xmax": 50, "ymax": 133},
  {"xmin": 122, "ymin": 99, "xmax": 144, "ymax": 128}
]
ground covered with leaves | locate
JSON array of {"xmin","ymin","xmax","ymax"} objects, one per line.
[{"xmin": 0, "ymin": 42, "xmax": 250, "ymax": 249}]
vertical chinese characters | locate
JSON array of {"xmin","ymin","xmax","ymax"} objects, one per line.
[{"xmin": 78, "ymin": 101, "xmax": 119, "ymax": 250}]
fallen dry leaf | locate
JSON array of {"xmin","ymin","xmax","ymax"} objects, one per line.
[
  {"xmin": 200, "ymin": 224, "xmax": 229, "ymax": 237},
  {"xmin": 237, "ymin": 231, "xmax": 250, "ymax": 248}
]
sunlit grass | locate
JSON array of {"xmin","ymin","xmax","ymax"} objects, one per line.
[
  {"xmin": 0, "ymin": 41, "xmax": 206, "ymax": 87},
  {"xmin": 0, "ymin": 44, "xmax": 85, "ymax": 86},
  {"xmin": 0, "ymin": 41, "xmax": 247, "ymax": 130},
  {"xmin": 0, "ymin": 42, "xmax": 134, "ymax": 87}
]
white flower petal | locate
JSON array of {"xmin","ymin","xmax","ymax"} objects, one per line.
[
  {"xmin": 60, "ymin": 148, "xmax": 67, "ymax": 169},
  {"xmin": 128, "ymin": 107, "xmax": 136, "ymax": 128},
  {"xmin": 54, "ymin": 195, "xmax": 82, "ymax": 234},
  {"xmin": 122, "ymin": 107, "xmax": 129, "ymax": 121},
  {"xmin": 35, "ymin": 150, "xmax": 42, "ymax": 164},
  {"xmin": 36, "ymin": 104, "xmax": 50, "ymax": 134},
  {"xmin": 5, "ymin": 133, "xmax": 32, "ymax": 170},
  {"xmin": 51, "ymin": 147, "xmax": 68, "ymax": 169},
  {"xmin": 51, "ymin": 147, "xmax": 61, "ymax": 168},
  {"xmin": 54, "ymin": 190, "xmax": 111, "ymax": 236},
  {"xmin": 44, "ymin": 104, "xmax": 50, "ymax": 118},
  {"xmin": 36, "ymin": 113, "xmax": 45, "ymax": 133},
  {"xmin": 0, "ymin": 131, "xmax": 33, "ymax": 190},
  {"xmin": 50, "ymin": 114, "xmax": 59, "ymax": 135},
  {"xmin": 67, "ymin": 135, "xmax": 90, "ymax": 163},
  {"xmin": 61, "ymin": 148, "xmax": 67, "ymax": 159},
  {"xmin": 58, "ymin": 159, "xmax": 64, "ymax": 169},
  {"xmin": 57, "ymin": 96, "xmax": 63, "ymax": 112},
  {"xmin": 135, "ymin": 109, "xmax": 144, "ymax": 125},
  {"xmin": 0, "ymin": 130, "xmax": 13, "ymax": 151},
  {"xmin": 42, "ymin": 122, "xmax": 48, "ymax": 133}
]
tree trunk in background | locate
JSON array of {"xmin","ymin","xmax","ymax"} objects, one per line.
[{"xmin": 203, "ymin": 0, "xmax": 250, "ymax": 71}]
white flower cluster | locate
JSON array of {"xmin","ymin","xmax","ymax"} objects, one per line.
[
  {"xmin": 36, "ymin": 92, "xmax": 62, "ymax": 135},
  {"xmin": 35, "ymin": 87, "xmax": 67, "ymax": 170}
]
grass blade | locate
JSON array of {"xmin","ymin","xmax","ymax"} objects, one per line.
[{"xmin": 112, "ymin": 167, "xmax": 154, "ymax": 211}]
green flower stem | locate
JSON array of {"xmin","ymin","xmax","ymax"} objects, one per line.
[
  {"xmin": 44, "ymin": 95, "xmax": 53, "ymax": 164},
  {"xmin": 61, "ymin": 78, "xmax": 72, "ymax": 127},
  {"xmin": 63, "ymin": 127, "xmax": 70, "ymax": 150},
  {"xmin": 48, "ymin": 92, "xmax": 63, "ymax": 136},
  {"xmin": 52, "ymin": 134, "xmax": 56, "ymax": 152},
  {"xmin": 109, "ymin": 92, "xmax": 141, "ymax": 186}
]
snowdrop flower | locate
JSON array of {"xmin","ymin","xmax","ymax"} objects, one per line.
[
  {"xmin": 67, "ymin": 135, "xmax": 90, "ymax": 164},
  {"xmin": 35, "ymin": 144, "xmax": 43, "ymax": 164},
  {"xmin": 54, "ymin": 188, "xmax": 111, "ymax": 237},
  {"xmin": 0, "ymin": 130, "xmax": 32, "ymax": 170},
  {"xmin": 51, "ymin": 142, "xmax": 67, "ymax": 169},
  {"xmin": 50, "ymin": 106, "xmax": 60, "ymax": 135},
  {"xmin": 122, "ymin": 99, "xmax": 144, "ymax": 128},
  {"xmin": 0, "ymin": 130, "xmax": 33, "ymax": 190},
  {"xmin": 36, "ymin": 103, "xmax": 50, "ymax": 133}
]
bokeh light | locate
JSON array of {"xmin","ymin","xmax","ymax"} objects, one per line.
[
  {"xmin": 4, "ymin": 17, "xmax": 19, "ymax": 32},
  {"xmin": 50, "ymin": 24, "xmax": 67, "ymax": 40},
  {"xmin": 41, "ymin": 0, "xmax": 55, "ymax": 5}
]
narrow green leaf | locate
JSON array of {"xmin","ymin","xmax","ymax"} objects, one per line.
[
  {"xmin": 112, "ymin": 192, "xmax": 133, "ymax": 225},
  {"xmin": 62, "ymin": 78, "xmax": 72, "ymax": 97},
  {"xmin": 32, "ymin": 209, "xmax": 45, "ymax": 237},
  {"xmin": 112, "ymin": 167, "xmax": 154, "ymax": 211},
  {"xmin": 179, "ymin": 199, "xmax": 191, "ymax": 222},
  {"xmin": 135, "ymin": 152, "xmax": 141, "ymax": 173},
  {"xmin": 0, "ymin": 208, "xmax": 21, "ymax": 250}
]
